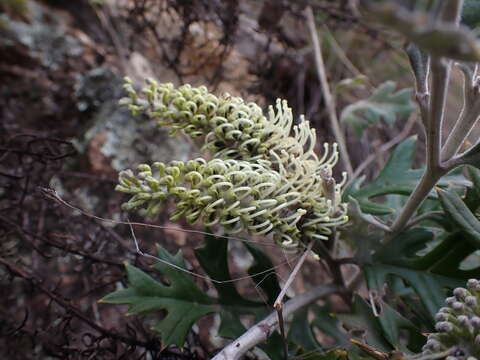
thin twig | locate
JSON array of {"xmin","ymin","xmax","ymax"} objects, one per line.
[
  {"xmin": 390, "ymin": 169, "xmax": 446, "ymax": 234},
  {"xmin": 311, "ymin": 239, "xmax": 351, "ymax": 305},
  {"xmin": 274, "ymin": 241, "xmax": 314, "ymax": 308},
  {"xmin": 347, "ymin": 113, "xmax": 417, "ymax": 187},
  {"xmin": 440, "ymin": 0, "xmax": 464, "ymax": 23},
  {"xmin": 0, "ymin": 215, "xmax": 125, "ymax": 267},
  {"xmin": 93, "ymin": 5, "xmax": 128, "ymax": 73},
  {"xmin": 427, "ymin": 57, "xmax": 450, "ymax": 170},
  {"xmin": 441, "ymin": 64, "xmax": 480, "ymax": 161},
  {"xmin": 320, "ymin": 23, "xmax": 370, "ymax": 86},
  {"xmin": 306, "ymin": 6, "xmax": 354, "ymax": 176},
  {"xmin": 390, "ymin": 57, "xmax": 451, "ymax": 233},
  {"xmin": 126, "ymin": 221, "xmax": 301, "ymax": 285},
  {"xmin": 404, "ymin": 42, "xmax": 430, "ymax": 127},
  {"xmin": 40, "ymin": 187, "xmax": 284, "ymax": 248},
  {"xmin": 211, "ymin": 283, "xmax": 338, "ymax": 360},
  {"xmin": 0, "ymin": 256, "xmax": 158, "ymax": 351},
  {"xmin": 273, "ymin": 241, "xmax": 314, "ymax": 360}
]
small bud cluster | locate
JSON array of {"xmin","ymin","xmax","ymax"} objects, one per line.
[
  {"xmin": 117, "ymin": 79, "xmax": 348, "ymax": 248},
  {"xmin": 421, "ymin": 279, "xmax": 480, "ymax": 360}
]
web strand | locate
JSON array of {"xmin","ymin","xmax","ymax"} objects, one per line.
[
  {"xmin": 127, "ymin": 222, "xmax": 303, "ymax": 284},
  {"xmin": 40, "ymin": 186, "xmax": 305, "ymax": 284},
  {"xmin": 39, "ymin": 186, "xmax": 292, "ymax": 248}
]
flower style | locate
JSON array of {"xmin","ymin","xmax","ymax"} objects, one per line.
[
  {"xmin": 421, "ymin": 279, "xmax": 480, "ymax": 360},
  {"xmin": 120, "ymin": 78, "xmax": 326, "ymax": 166},
  {"xmin": 119, "ymin": 77, "xmax": 269, "ymax": 161},
  {"xmin": 117, "ymin": 79, "xmax": 348, "ymax": 248}
]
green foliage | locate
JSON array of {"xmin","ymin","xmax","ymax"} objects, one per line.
[
  {"xmin": 368, "ymin": 2, "xmax": 480, "ymax": 61},
  {"xmin": 334, "ymin": 75, "xmax": 368, "ymax": 96},
  {"xmin": 345, "ymin": 136, "xmax": 420, "ymax": 215},
  {"xmin": 438, "ymin": 188, "xmax": 480, "ymax": 248},
  {"xmin": 464, "ymin": 166, "xmax": 480, "ymax": 210},
  {"xmin": 463, "ymin": 0, "xmax": 480, "ymax": 29},
  {"xmin": 288, "ymin": 293, "xmax": 423, "ymax": 356},
  {"xmin": 339, "ymin": 295, "xmax": 422, "ymax": 353},
  {"xmin": 289, "ymin": 294, "xmax": 423, "ymax": 356},
  {"xmin": 100, "ymin": 247, "xmax": 217, "ymax": 348},
  {"xmin": 101, "ymin": 236, "xmax": 285, "ymax": 356},
  {"xmin": 366, "ymin": 229, "xmax": 476, "ymax": 320},
  {"xmin": 345, "ymin": 137, "xmax": 470, "ymax": 215},
  {"xmin": 340, "ymin": 81, "xmax": 415, "ymax": 136}
]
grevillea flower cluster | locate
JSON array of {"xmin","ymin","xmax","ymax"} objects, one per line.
[
  {"xmin": 421, "ymin": 279, "xmax": 480, "ymax": 360},
  {"xmin": 116, "ymin": 78, "xmax": 348, "ymax": 248}
]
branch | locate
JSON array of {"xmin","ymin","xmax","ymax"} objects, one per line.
[
  {"xmin": 389, "ymin": 57, "xmax": 452, "ymax": 234},
  {"xmin": 427, "ymin": 57, "xmax": 451, "ymax": 170},
  {"xmin": 273, "ymin": 241, "xmax": 314, "ymax": 360},
  {"xmin": 0, "ymin": 256, "xmax": 158, "ymax": 351},
  {"xmin": 440, "ymin": 0, "xmax": 464, "ymax": 24},
  {"xmin": 347, "ymin": 113, "xmax": 416, "ymax": 186},
  {"xmin": 306, "ymin": 6, "xmax": 354, "ymax": 176},
  {"xmin": 211, "ymin": 284, "xmax": 338, "ymax": 360},
  {"xmin": 390, "ymin": 0, "xmax": 464, "ymax": 233},
  {"xmin": 405, "ymin": 43, "xmax": 430, "ymax": 127},
  {"xmin": 0, "ymin": 215, "xmax": 126, "ymax": 267},
  {"xmin": 320, "ymin": 23, "xmax": 369, "ymax": 82},
  {"xmin": 446, "ymin": 140, "xmax": 480, "ymax": 169},
  {"xmin": 441, "ymin": 63, "xmax": 480, "ymax": 161}
]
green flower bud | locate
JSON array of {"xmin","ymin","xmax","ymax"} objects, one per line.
[
  {"xmin": 472, "ymin": 317, "xmax": 480, "ymax": 329},
  {"xmin": 467, "ymin": 296, "xmax": 478, "ymax": 308},
  {"xmin": 455, "ymin": 288, "xmax": 469, "ymax": 299},
  {"xmin": 421, "ymin": 279, "xmax": 480, "ymax": 359},
  {"xmin": 447, "ymin": 297, "xmax": 457, "ymax": 306},
  {"xmin": 436, "ymin": 321, "xmax": 454, "ymax": 333},
  {"xmin": 468, "ymin": 280, "xmax": 479, "ymax": 288},
  {"xmin": 453, "ymin": 302, "xmax": 466, "ymax": 312},
  {"xmin": 436, "ymin": 312, "xmax": 450, "ymax": 322}
]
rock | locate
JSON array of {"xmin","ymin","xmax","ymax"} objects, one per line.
[
  {"xmin": 0, "ymin": 1, "xmax": 83, "ymax": 70},
  {"xmin": 78, "ymin": 68, "xmax": 196, "ymax": 174},
  {"xmin": 75, "ymin": 67, "xmax": 122, "ymax": 112}
]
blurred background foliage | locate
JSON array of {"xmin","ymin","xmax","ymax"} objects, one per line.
[{"xmin": 1, "ymin": 0, "xmax": 479, "ymax": 359}]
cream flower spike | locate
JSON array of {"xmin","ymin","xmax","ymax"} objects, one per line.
[{"xmin": 117, "ymin": 79, "xmax": 349, "ymax": 249}]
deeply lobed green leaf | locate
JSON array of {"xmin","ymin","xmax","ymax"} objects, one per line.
[{"xmin": 340, "ymin": 81, "xmax": 415, "ymax": 137}]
